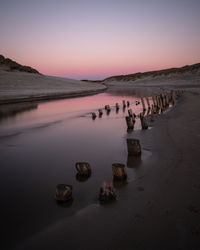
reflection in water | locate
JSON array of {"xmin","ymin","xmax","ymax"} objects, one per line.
[
  {"xmin": 127, "ymin": 155, "xmax": 142, "ymax": 168},
  {"xmin": 56, "ymin": 198, "xmax": 74, "ymax": 208},
  {"xmin": 0, "ymin": 90, "xmax": 153, "ymax": 249},
  {"xmin": 0, "ymin": 103, "xmax": 38, "ymax": 121},
  {"xmin": 113, "ymin": 179, "xmax": 128, "ymax": 189},
  {"xmin": 76, "ymin": 174, "xmax": 90, "ymax": 182}
]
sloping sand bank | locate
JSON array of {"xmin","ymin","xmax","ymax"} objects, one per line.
[
  {"xmin": 0, "ymin": 70, "xmax": 106, "ymax": 104},
  {"xmin": 17, "ymin": 88, "xmax": 200, "ymax": 250}
]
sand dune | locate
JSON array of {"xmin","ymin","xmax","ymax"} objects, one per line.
[
  {"xmin": 0, "ymin": 69, "xmax": 106, "ymax": 104},
  {"xmin": 103, "ymin": 62, "xmax": 200, "ymax": 88}
]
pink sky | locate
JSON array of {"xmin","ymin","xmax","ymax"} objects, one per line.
[{"xmin": 1, "ymin": 0, "xmax": 200, "ymax": 80}]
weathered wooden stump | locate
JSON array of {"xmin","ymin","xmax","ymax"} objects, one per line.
[
  {"xmin": 98, "ymin": 109, "xmax": 103, "ymax": 117},
  {"xmin": 145, "ymin": 97, "xmax": 150, "ymax": 110},
  {"xmin": 75, "ymin": 162, "xmax": 91, "ymax": 177},
  {"xmin": 99, "ymin": 181, "xmax": 116, "ymax": 202},
  {"xmin": 141, "ymin": 97, "xmax": 146, "ymax": 111},
  {"xmin": 92, "ymin": 112, "xmax": 96, "ymax": 120},
  {"xmin": 105, "ymin": 105, "xmax": 111, "ymax": 111},
  {"xmin": 55, "ymin": 184, "xmax": 72, "ymax": 202},
  {"xmin": 127, "ymin": 138, "xmax": 141, "ymax": 156},
  {"xmin": 112, "ymin": 163, "xmax": 127, "ymax": 181},
  {"xmin": 152, "ymin": 96, "xmax": 156, "ymax": 107},
  {"xmin": 115, "ymin": 103, "xmax": 120, "ymax": 110},
  {"xmin": 128, "ymin": 108, "xmax": 133, "ymax": 117},
  {"xmin": 122, "ymin": 100, "xmax": 126, "ymax": 108},
  {"xmin": 140, "ymin": 114, "xmax": 148, "ymax": 129},
  {"xmin": 150, "ymin": 110, "xmax": 154, "ymax": 122},
  {"xmin": 127, "ymin": 101, "xmax": 130, "ymax": 107},
  {"xmin": 125, "ymin": 116, "xmax": 134, "ymax": 130},
  {"xmin": 147, "ymin": 107, "xmax": 151, "ymax": 115}
]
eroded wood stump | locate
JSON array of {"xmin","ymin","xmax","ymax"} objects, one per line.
[
  {"xmin": 75, "ymin": 162, "xmax": 91, "ymax": 177},
  {"xmin": 141, "ymin": 97, "xmax": 146, "ymax": 111},
  {"xmin": 150, "ymin": 110, "xmax": 154, "ymax": 122},
  {"xmin": 122, "ymin": 100, "xmax": 126, "ymax": 108},
  {"xmin": 140, "ymin": 114, "xmax": 148, "ymax": 129},
  {"xmin": 112, "ymin": 163, "xmax": 127, "ymax": 181},
  {"xmin": 115, "ymin": 103, "xmax": 120, "ymax": 110},
  {"xmin": 92, "ymin": 112, "xmax": 96, "ymax": 120},
  {"xmin": 127, "ymin": 101, "xmax": 130, "ymax": 107},
  {"xmin": 127, "ymin": 138, "xmax": 141, "ymax": 156},
  {"xmin": 128, "ymin": 108, "xmax": 133, "ymax": 117},
  {"xmin": 125, "ymin": 116, "xmax": 134, "ymax": 130},
  {"xmin": 105, "ymin": 105, "xmax": 111, "ymax": 111},
  {"xmin": 55, "ymin": 184, "xmax": 72, "ymax": 202},
  {"xmin": 99, "ymin": 181, "xmax": 116, "ymax": 202},
  {"xmin": 98, "ymin": 109, "xmax": 103, "ymax": 117}
]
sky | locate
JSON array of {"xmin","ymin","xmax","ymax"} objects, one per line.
[{"xmin": 0, "ymin": 0, "xmax": 200, "ymax": 80}]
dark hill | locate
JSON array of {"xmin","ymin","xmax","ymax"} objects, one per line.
[
  {"xmin": 0, "ymin": 55, "xmax": 40, "ymax": 74},
  {"xmin": 103, "ymin": 63, "xmax": 200, "ymax": 82}
]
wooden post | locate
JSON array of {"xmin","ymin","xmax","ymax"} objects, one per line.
[
  {"xmin": 99, "ymin": 181, "xmax": 116, "ymax": 202},
  {"xmin": 152, "ymin": 96, "xmax": 156, "ymax": 107},
  {"xmin": 150, "ymin": 109, "xmax": 154, "ymax": 122},
  {"xmin": 112, "ymin": 163, "xmax": 127, "ymax": 180},
  {"xmin": 122, "ymin": 100, "xmax": 126, "ymax": 108},
  {"xmin": 115, "ymin": 103, "xmax": 120, "ymax": 110},
  {"xmin": 105, "ymin": 105, "xmax": 111, "ymax": 111},
  {"xmin": 98, "ymin": 109, "xmax": 103, "ymax": 117},
  {"xmin": 140, "ymin": 114, "xmax": 148, "ymax": 130},
  {"xmin": 55, "ymin": 184, "xmax": 72, "ymax": 202},
  {"xmin": 145, "ymin": 97, "xmax": 151, "ymax": 110},
  {"xmin": 92, "ymin": 112, "xmax": 96, "ymax": 120},
  {"xmin": 141, "ymin": 97, "xmax": 146, "ymax": 111},
  {"xmin": 75, "ymin": 162, "xmax": 91, "ymax": 177},
  {"xmin": 128, "ymin": 108, "xmax": 133, "ymax": 117},
  {"xmin": 127, "ymin": 138, "xmax": 141, "ymax": 156},
  {"xmin": 125, "ymin": 116, "xmax": 134, "ymax": 130},
  {"xmin": 170, "ymin": 90, "xmax": 175, "ymax": 105},
  {"xmin": 127, "ymin": 101, "xmax": 130, "ymax": 107}
]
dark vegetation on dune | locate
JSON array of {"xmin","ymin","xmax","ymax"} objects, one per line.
[
  {"xmin": 0, "ymin": 54, "xmax": 40, "ymax": 74},
  {"xmin": 103, "ymin": 62, "xmax": 200, "ymax": 82}
]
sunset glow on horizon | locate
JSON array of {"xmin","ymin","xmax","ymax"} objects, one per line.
[{"xmin": 1, "ymin": 0, "xmax": 200, "ymax": 80}]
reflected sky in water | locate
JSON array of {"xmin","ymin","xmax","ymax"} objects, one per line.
[{"xmin": 0, "ymin": 91, "xmax": 152, "ymax": 249}]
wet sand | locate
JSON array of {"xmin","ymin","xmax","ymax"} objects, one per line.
[{"xmin": 10, "ymin": 88, "xmax": 200, "ymax": 250}]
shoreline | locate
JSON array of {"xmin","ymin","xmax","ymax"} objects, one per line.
[
  {"xmin": 0, "ymin": 69, "xmax": 107, "ymax": 105},
  {"xmin": 0, "ymin": 87, "xmax": 107, "ymax": 105},
  {"xmin": 17, "ymin": 89, "xmax": 200, "ymax": 250}
]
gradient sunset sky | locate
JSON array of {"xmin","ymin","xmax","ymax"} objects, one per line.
[{"xmin": 1, "ymin": 0, "xmax": 200, "ymax": 80}]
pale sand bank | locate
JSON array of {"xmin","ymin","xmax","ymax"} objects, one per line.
[{"xmin": 0, "ymin": 69, "xmax": 107, "ymax": 104}]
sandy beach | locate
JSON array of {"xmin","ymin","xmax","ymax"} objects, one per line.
[
  {"xmin": 1, "ymin": 67, "xmax": 200, "ymax": 250},
  {"xmin": 1, "ymin": 0, "xmax": 200, "ymax": 248},
  {"xmin": 7, "ymin": 86, "xmax": 198, "ymax": 250}
]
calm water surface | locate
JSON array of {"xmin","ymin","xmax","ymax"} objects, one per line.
[{"xmin": 0, "ymin": 91, "xmax": 152, "ymax": 249}]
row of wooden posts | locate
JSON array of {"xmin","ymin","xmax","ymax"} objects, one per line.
[
  {"xmin": 55, "ymin": 89, "xmax": 183, "ymax": 203},
  {"xmin": 56, "ymin": 137, "xmax": 141, "ymax": 203},
  {"xmin": 126, "ymin": 89, "xmax": 183, "ymax": 131},
  {"xmin": 91, "ymin": 100, "xmax": 130, "ymax": 119}
]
